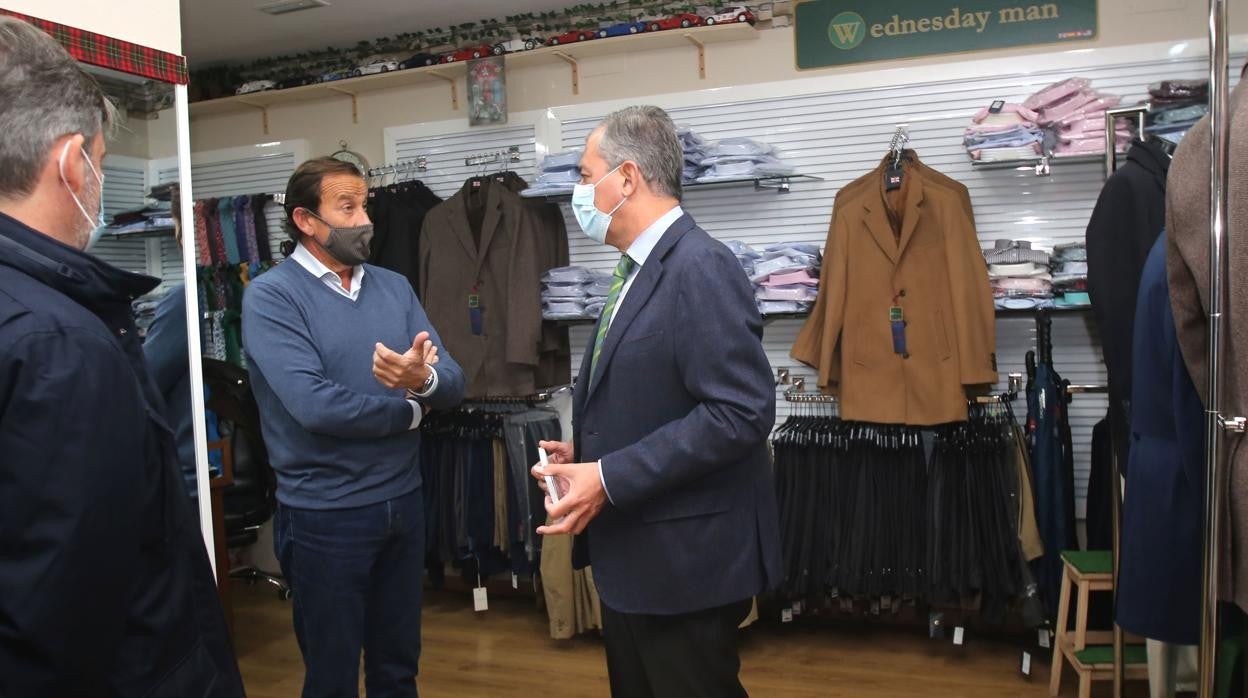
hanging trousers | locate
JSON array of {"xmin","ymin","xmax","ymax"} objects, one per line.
[{"xmin": 600, "ymin": 598, "xmax": 753, "ymax": 698}]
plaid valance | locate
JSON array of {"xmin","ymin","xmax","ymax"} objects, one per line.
[{"xmin": 1, "ymin": 9, "xmax": 188, "ymax": 84}]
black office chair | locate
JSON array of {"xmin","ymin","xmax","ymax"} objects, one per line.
[{"xmin": 202, "ymin": 358, "xmax": 290, "ymax": 599}]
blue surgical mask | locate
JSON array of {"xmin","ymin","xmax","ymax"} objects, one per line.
[
  {"xmin": 58, "ymin": 140, "xmax": 105, "ymax": 250},
  {"xmin": 571, "ymin": 165, "xmax": 627, "ymax": 244}
]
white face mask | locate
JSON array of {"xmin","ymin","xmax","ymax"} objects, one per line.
[
  {"xmin": 58, "ymin": 140, "xmax": 105, "ymax": 250},
  {"xmin": 570, "ymin": 165, "xmax": 627, "ymax": 244}
]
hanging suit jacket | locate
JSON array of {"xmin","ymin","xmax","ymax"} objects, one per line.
[
  {"xmin": 792, "ymin": 152, "xmax": 997, "ymax": 425},
  {"xmin": 1167, "ymin": 80, "xmax": 1248, "ymax": 609},
  {"xmin": 1117, "ymin": 233, "xmax": 1204, "ymax": 645},
  {"xmin": 1086, "ymin": 138, "xmax": 1170, "ymax": 475},
  {"xmin": 420, "ymin": 179, "xmax": 546, "ymax": 398},
  {"xmin": 570, "ymin": 213, "xmax": 782, "ymax": 615}
]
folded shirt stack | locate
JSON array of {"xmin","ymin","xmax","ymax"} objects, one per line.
[
  {"xmin": 983, "ymin": 240, "xmax": 1055, "ymax": 310},
  {"xmin": 1051, "ymin": 242, "xmax": 1090, "ymax": 307},
  {"xmin": 1023, "ymin": 77, "xmax": 1127, "ymax": 158},
  {"xmin": 541, "ymin": 266, "xmax": 610, "ymax": 320},
  {"xmin": 102, "ymin": 204, "xmax": 176, "ymax": 238},
  {"xmin": 695, "ymin": 138, "xmax": 795, "ymax": 182},
  {"xmin": 678, "ymin": 126, "xmax": 712, "ymax": 183},
  {"xmin": 1146, "ymin": 79, "xmax": 1210, "ymax": 146},
  {"xmin": 964, "ymin": 104, "xmax": 1045, "ymax": 161},
  {"xmin": 727, "ymin": 240, "xmax": 821, "ymax": 314},
  {"xmin": 521, "ymin": 150, "xmax": 583, "ymax": 197}
]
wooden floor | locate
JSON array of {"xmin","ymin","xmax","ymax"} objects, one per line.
[{"xmin": 231, "ymin": 580, "xmax": 1150, "ymax": 697}]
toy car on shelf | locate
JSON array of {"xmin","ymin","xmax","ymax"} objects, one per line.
[
  {"xmin": 439, "ymin": 44, "xmax": 504, "ymax": 63},
  {"xmin": 353, "ymin": 58, "xmax": 399, "ymax": 76},
  {"xmin": 275, "ymin": 74, "xmax": 316, "ymax": 90},
  {"xmin": 598, "ymin": 20, "xmax": 649, "ymax": 38},
  {"xmin": 499, "ymin": 37, "xmax": 545, "ymax": 52},
  {"xmin": 703, "ymin": 6, "xmax": 756, "ymax": 25},
  {"xmin": 647, "ymin": 13, "xmax": 704, "ymax": 32},
  {"xmin": 546, "ymin": 29, "xmax": 598, "ymax": 45},
  {"xmin": 236, "ymin": 80, "xmax": 276, "ymax": 95},
  {"xmin": 319, "ymin": 69, "xmax": 351, "ymax": 83},
  {"xmin": 399, "ymin": 53, "xmax": 440, "ymax": 69}
]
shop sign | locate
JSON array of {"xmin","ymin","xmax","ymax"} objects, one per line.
[{"xmin": 794, "ymin": 0, "xmax": 1097, "ymax": 69}]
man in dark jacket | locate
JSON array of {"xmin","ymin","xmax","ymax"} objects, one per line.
[{"xmin": 0, "ymin": 16, "xmax": 245, "ymax": 696}]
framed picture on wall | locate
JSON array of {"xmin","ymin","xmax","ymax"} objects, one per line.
[{"xmin": 468, "ymin": 56, "xmax": 507, "ymax": 126}]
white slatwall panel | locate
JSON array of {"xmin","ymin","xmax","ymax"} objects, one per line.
[
  {"xmin": 554, "ymin": 53, "xmax": 1245, "ymax": 517},
  {"xmin": 392, "ymin": 124, "xmax": 539, "ymax": 199},
  {"xmin": 94, "ymin": 160, "xmax": 149, "ymax": 279},
  {"xmin": 157, "ymin": 154, "xmax": 293, "ymax": 263}
]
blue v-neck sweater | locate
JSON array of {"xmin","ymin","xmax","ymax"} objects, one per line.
[{"xmin": 242, "ymin": 260, "xmax": 464, "ymax": 509}]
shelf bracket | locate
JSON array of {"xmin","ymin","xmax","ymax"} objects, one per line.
[
  {"xmin": 326, "ymin": 86, "xmax": 359, "ymax": 124},
  {"xmin": 237, "ymin": 99, "xmax": 269, "ymax": 135},
  {"xmin": 683, "ymin": 33, "xmax": 706, "ymax": 79},
  {"xmin": 429, "ymin": 70, "xmax": 459, "ymax": 111},
  {"xmin": 552, "ymin": 51, "xmax": 580, "ymax": 95}
]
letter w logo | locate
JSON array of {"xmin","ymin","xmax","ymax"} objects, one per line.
[
  {"xmin": 832, "ymin": 22, "xmax": 860, "ymax": 45},
  {"xmin": 827, "ymin": 12, "xmax": 866, "ymax": 50}
]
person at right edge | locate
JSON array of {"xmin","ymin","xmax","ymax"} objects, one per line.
[
  {"xmin": 530, "ymin": 105, "xmax": 782, "ymax": 697},
  {"xmin": 0, "ymin": 16, "xmax": 244, "ymax": 696}
]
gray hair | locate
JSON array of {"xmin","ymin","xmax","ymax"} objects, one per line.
[
  {"xmin": 594, "ymin": 105, "xmax": 683, "ymax": 200},
  {"xmin": 0, "ymin": 16, "xmax": 117, "ymax": 200}
]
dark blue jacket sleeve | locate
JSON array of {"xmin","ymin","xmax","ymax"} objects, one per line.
[
  {"xmin": 0, "ymin": 330, "xmax": 146, "ymax": 694},
  {"xmin": 241, "ymin": 280, "xmax": 413, "ymax": 439},
  {"xmin": 408, "ymin": 292, "xmax": 465, "ymax": 411},
  {"xmin": 142, "ymin": 285, "xmax": 188, "ymax": 396},
  {"xmin": 600, "ymin": 247, "xmax": 776, "ymax": 510}
]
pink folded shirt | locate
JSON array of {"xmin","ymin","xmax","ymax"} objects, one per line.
[
  {"xmin": 965, "ymin": 121, "xmax": 1041, "ymax": 136},
  {"xmin": 972, "ymin": 103, "xmax": 1040, "ymax": 124},
  {"xmin": 763, "ymin": 270, "xmax": 819, "ymax": 287},
  {"xmin": 1051, "ymin": 95, "xmax": 1124, "ymax": 126},
  {"xmin": 1024, "ymin": 77, "xmax": 1092, "ymax": 111}
]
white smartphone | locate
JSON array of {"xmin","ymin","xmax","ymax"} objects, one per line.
[{"xmin": 538, "ymin": 447, "xmax": 561, "ymax": 504}]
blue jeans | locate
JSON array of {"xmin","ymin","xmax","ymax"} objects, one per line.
[{"xmin": 275, "ymin": 487, "xmax": 424, "ymax": 698}]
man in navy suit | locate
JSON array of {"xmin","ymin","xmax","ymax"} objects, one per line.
[{"xmin": 531, "ymin": 105, "xmax": 781, "ymax": 697}]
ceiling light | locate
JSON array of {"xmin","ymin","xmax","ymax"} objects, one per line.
[{"xmin": 257, "ymin": 0, "xmax": 330, "ymax": 16}]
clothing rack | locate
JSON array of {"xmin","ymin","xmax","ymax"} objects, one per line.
[
  {"xmin": 367, "ymin": 158, "xmax": 428, "ymax": 180},
  {"xmin": 888, "ymin": 124, "xmax": 911, "ymax": 167},
  {"xmin": 1104, "ymin": 104, "xmax": 1151, "ymax": 176},
  {"xmin": 462, "ymin": 384, "xmax": 571, "ymax": 406},
  {"xmin": 974, "ymin": 373, "xmax": 1026, "ymax": 404},
  {"xmin": 465, "ymin": 145, "xmax": 521, "ymax": 167},
  {"xmin": 783, "ymin": 377, "xmax": 837, "ymax": 403}
]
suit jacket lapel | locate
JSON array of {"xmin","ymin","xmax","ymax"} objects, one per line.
[
  {"xmin": 445, "ymin": 192, "xmax": 478, "ymax": 261},
  {"xmin": 862, "ymin": 197, "xmax": 900, "ymax": 265},
  {"xmin": 582, "ymin": 214, "xmax": 694, "ymax": 405},
  {"xmin": 895, "ymin": 174, "xmax": 926, "ymax": 259},
  {"xmin": 475, "ymin": 186, "xmax": 503, "ymax": 278}
]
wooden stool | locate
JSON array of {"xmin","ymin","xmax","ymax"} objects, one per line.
[{"xmin": 1049, "ymin": 550, "xmax": 1149, "ymax": 697}]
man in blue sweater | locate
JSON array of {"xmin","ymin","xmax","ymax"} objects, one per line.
[{"xmin": 242, "ymin": 157, "xmax": 465, "ymax": 697}]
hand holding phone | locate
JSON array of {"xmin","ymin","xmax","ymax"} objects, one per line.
[{"xmin": 538, "ymin": 447, "xmax": 562, "ymax": 504}]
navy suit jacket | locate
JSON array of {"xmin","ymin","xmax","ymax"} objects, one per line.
[{"xmin": 571, "ymin": 212, "xmax": 782, "ymax": 615}]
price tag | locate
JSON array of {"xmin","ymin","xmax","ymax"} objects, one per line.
[
  {"xmin": 1021, "ymin": 652, "xmax": 1032, "ymax": 676},
  {"xmin": 1039, "ymin": 629, "xmax": 1051, "ymax": 649},
  {"xmin": 781, "ymin": 608, "xmax": 794, "ymax": 623},
  {"xmin": 953, "ymin": 627, "xmax": 965, "ymax": 646},
  {"xmin": 473, "ymin": 586, "xmax": 489, "ymax": 612},
  {"xmin": 792, "ymin": 601, "xmax": 802, "ymax": 617},
  {"xmin": 512, "ymin": 573, "xmax": 519, "ymax": 590}
]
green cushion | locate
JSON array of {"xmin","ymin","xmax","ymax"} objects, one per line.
[
  {"xmin": 1074, "ymin": 644, "xmax": 1148, "ymax": 667},
  {"xmin": 1061, "ymin": 550, "xmax": 1114, "ymax": 575}
]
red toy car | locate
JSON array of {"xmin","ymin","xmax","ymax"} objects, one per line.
[
  {"xmin": 439, "ymin": 44, "xmax": 503, "ymax": 63},
  {"xmin": 546, "ymin": 29, "xmax": 598, "ymax": 46},
  {"xmin": 647, "ymin": 13, "xmax": 704, "ymax": 32}
]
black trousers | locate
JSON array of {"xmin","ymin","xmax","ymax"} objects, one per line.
[{"xmin": 600, "ymin": 598, "xmax": 753, "ymax": 698}]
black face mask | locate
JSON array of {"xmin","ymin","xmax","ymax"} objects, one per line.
[{"xmin": 304, "ymin": 209, "xmax": 374, "ymax": 266}]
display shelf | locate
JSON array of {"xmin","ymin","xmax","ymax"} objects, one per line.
[
  {"xmin": 524, "ymin": 174, "xmax": 823, "ymax": 200},
  {"xmin": 101, "ymin": 227, "xmax": 175, "ymax": 241},
  {"xmin": 547, "ymin": 305, "xmax": 1089, "ymax": 326},
  {"xmin": 970, "ymin": 152, "xmax": 1118, "ymax": 176},
  {"xmin": 188, "ymin": 22, "xmax": 758, "ymax": 131}
]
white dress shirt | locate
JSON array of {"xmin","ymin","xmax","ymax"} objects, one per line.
[{"xmin": 288, "ymin": 242, "xmax": 436, "ymax": 429}]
